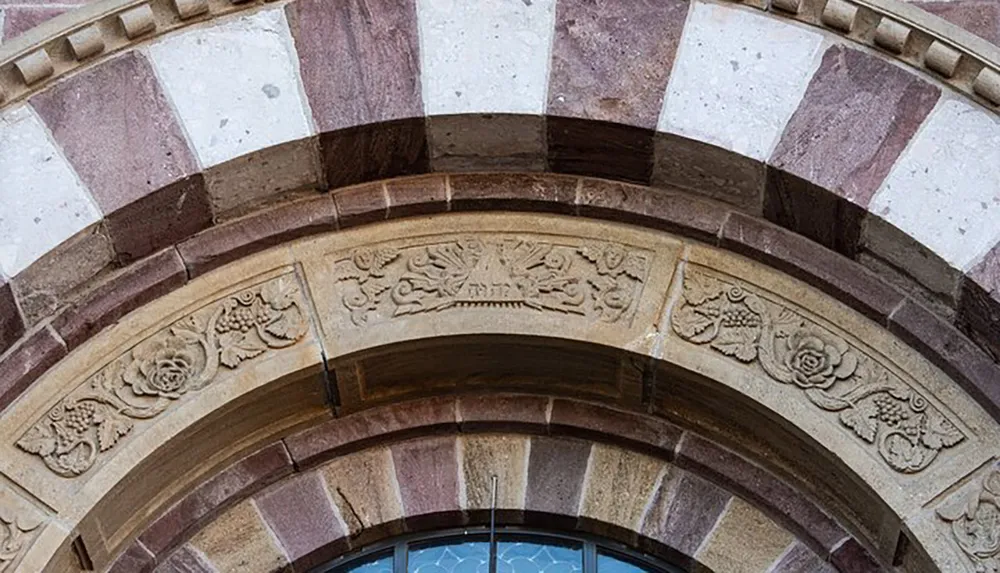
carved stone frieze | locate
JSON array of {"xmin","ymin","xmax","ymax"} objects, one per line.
[
  {"xmin": 0, "ymin": 487, "xmax": 43, "ymax": 573},
  {"xmin": 671, "ymin": 270, "xmax": 965, "ymax": 474},
  {"xmin": 16, "ymin": 276, "xmax": 308, "ymax": 478},
  {"xmin": 938, "ymin": 462, "xmax": 1000, "ymax": 572},
  {"xmin": 334, "ymin": 236, "xmax": 650, "ymax": 327}
]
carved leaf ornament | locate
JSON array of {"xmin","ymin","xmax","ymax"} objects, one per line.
[
  {"xmin": 938, "ymin": 464, "xmax": 1000, "ymax": 572},
  {"xmin": 17, "ymin": 277, "xmax": 308, "ymax": 478},
  {"xmin": 335, "ymin": 237, "xmax": 649, "ymax": 326},
  {"xmin": 0, "ymin": 505, "xmax": 41, "ymax": 572},
  {"xmin": 671, "ymin": 271, "xmax": 964, "ymax": 474}
]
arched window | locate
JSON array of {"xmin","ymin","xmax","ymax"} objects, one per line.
[{"xmin": 315, "ymin": 529, "xmax": 683, "ymax": 573}]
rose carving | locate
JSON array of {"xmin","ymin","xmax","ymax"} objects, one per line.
[
  {"xmin": 783, "ymin": 330, "xmax": 857, "ymax": 390},
  {"xmin": 124, "ymin": 339, "xmax": 201, "ymax": 399}
]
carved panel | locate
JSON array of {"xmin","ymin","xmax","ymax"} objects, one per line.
[
  {"xmin": 670, "ymin": 269, "xmax": 965, "ymax": 474},
  {"xmin": 0, "ymin": 485, "xmax": 44, "ymax": 572},
  {"xmin": 16, "ymin": 275, "xmax": 309, "ymax": 478},
  {"xmin": 333, "ymin": 237, "xmax": 650, "ymax": 327},
  {"xmin": 938, "ymin": 462, "xmax": 1000, "ymax": 572}
]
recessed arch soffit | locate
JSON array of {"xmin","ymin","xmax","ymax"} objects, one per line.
[{"xmin": 0, "ymin": 213, "xmax": 997, "ymax": 572}]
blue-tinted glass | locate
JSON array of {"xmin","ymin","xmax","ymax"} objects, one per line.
[
  {"xmin": 408, "ymin": 540, "xmax": 490, "ymax": 573},
  {"xmin": 597, "ymin": 552, "xmax": 652, "ymax": 573},
  {"xmin": 345, "ymin": 551, "xmax": 394, "ymax": 573},
  {"xmin": 498, "ymin": 540, "xmax": 582, "ymax": 573}
]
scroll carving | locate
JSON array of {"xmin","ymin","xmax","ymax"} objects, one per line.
[
  {"xmin": 334, "ymin": 237, "xmax": 649, "ymax": 327},
  {"xmin": 671, "ymin": 270, "xmax": 964, "ymax": 473},
  {"xmin": 17, "ymin": 276, "xmax": 308, "ymax": 477},
  {"xmin": 938, "ymin": 463, "xmax": 1000, "ymax": 572}
]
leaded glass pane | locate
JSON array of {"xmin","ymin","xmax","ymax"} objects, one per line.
[
  {"xmin": 498, "ymin": 540, "xmax": 583, "ymax": 573},
  {"xmin": 343, "ymin": 551, "xmax": 394, "ymax": 573},
  {"xmin": 408, "ymin": 540, "xmax": 490, "ymax": 573},
  {"xmin": 597, "ymin": 552, "xmax": 652, "ymax": 573}
]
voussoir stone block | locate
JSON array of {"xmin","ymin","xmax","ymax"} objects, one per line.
[
  {"xmin": 319, "ymin": 448, "xmax": 405, "ymax": 539},
  {"xmin": 0, "ymin": 325, "xmax": 65, "ymax": 414},
  {"xmin": 29, "ymin": 51, "xmax": 198, "ymax": 214},
  {"xmin": 578, "ymin": 443, "xmax": 665, "ymax": 536},
  {"xmin": 286, "ymin": 0, "xmax": 422, "ymax": 132},
  {"xmin": 0, "ymin": 105, "xmax": 101, "ymax": 277},
  {"xmin": 386, "ymin": 175, "xmax": 448, "ymax": 219},
  {"xmin": 460, "ymin": 435, "xmax": 530, "ymax": 514},
  {"xmin": 640, "ymin": 471, "xmax": 732, "ymax": 566},
  {"xmin": 695, "ymin": 498, "xmax": 795, "ymax": 573},
  {"xmin": 0, "ymin": 278, "xmax": 24, "ymax": 356},
  {"xmin": 154, "ymin": 545, "xmax": 216, "ymax": 573},
  {"xmin": 427, "ymin": 114, "xmax": 546, "ymax": 172},
  {"xmin": 525, "ymin": 436, "xmax": 591, "ymax": 522},
  {"xmin": 391, "ymin": 436, "xmax": 462, "ymax": 527},
  {"xmin": 963, "ymin": 245, "xmax": 1000, "ymax": 360},
  {"xmin": 457, "ymin": 394, "xmax": 549, "ymax": 431},
  {"xmin": 321, "ymin": 120, "xmax": 430, "ymax": 189},
  {"xmin": 189, "ymin": 499, "xmax": 289, "ymax": 573},
  {"xmin": 449, "ymin": 173, "xmax": 578, "ymax": 215},
  {"xmin": 255, "ymin": 471, "xmax": 347, "ymax": 567},
  {"xmin": 549, "ymin": 399, "xmax": 682, "ymax": 457}
]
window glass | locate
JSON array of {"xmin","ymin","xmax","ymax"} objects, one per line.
[
  {"xmin": 408, "ymin": 540, "xmax": 490, "ymax": 573},
  {"xmin": 498, "ymin": 539, "xmax": 583, "ymax": 573},
  {"xmin": 597, "ymin": 552, "xmax": 653, "ymax": 573},
  {"xmin": 342, "ymin": 550, "xmax": 394, "ymax": 573}
]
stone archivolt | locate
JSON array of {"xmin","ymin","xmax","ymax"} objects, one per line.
[
  {"xmin": 334, "ymin": 236, "xmax": 650, "ymax": 327},
  {"xmin": 0, "ymin": 490, "xmax": 42, "ymax": 573},
  {"xmin": 938, "ymin": 462, "xmax": 1000, "ymax": 573},
  {"xmin": 671, "ymin": 269, "xmax": 965, "ymax": 474},
  {"xmin": 15, "ymin": 275, "xmax": 308, "ymax": 478}
]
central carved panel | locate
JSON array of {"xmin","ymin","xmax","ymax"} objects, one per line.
[{"xmin": 333, "ymin": 236, "xmax": 651, "ymax": 327}]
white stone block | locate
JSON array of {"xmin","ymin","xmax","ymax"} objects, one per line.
[
  {"xmin": 0, "ymin": 106, "xmax": 100, "ymax": 276},
  {"xmin": 147, "ymin": 8, "xmax": 314, "ymax": 168},
  {"xmin": 871, "ymin": 98, "xmax": 1000, "ymax": 271},
  {"xmin": 418, "ymin": 0, "xmax": 556, "ymax": 115},
  {"xmin": 658, "ymin": 2, "xmax": 824, "ymax": 161}
]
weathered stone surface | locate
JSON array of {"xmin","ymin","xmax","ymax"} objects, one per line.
[
  {"xmin": 0, "ymin": 278, "xmax": 24, "ymax": 355},
  {"xmin": 321, "ymin": 120, "xmax": 429, "ymax": 188},
  {"xmin": 549, "ymin": 399, "xmax": 681, "ymax": 457},
  {"xmin": 696, "ymin": 498, "xmax": 795, "ymax": 573},
  {"xmin": 286, "ymin": 0, "xmax": 422, "ymax": 131},
  {"xmin": 154, "ymin": 545, "xmax": 216, "ymax": 573},
  {"xmin": 427, "ymin": 115, "xmax": 545, "ymax": 172},
  {"xmin": 547, "ymin": 118, "xmax": 653, "ymax": 183},
  {"xmin": 107, "ymin": 541, "xmax": 155, "ymax": 573},
  {"xmin": 889, "ymin": 298, "xmax": 1000, "ymax": 420},
  {"xmin": 2, "ymin": 6, "xmax": 71, "ymax": 41},
  {"xmin": 0, "ymin": 105, "xmax": 101, "ymax": 277},
  {"xmin": 461, "ymin": 435, "xmax": 529, "ymax": 512},
  {"xmin": 255, "ymin": 471, "xmax": 346, "ymax": 565},
  {"xmin": 763, "ymin": 168, "xmax": 865, "ymax": 257},
  {"xmin": 189, "ymin": 499, "xmax": 289, "ymax": 573},
  {"xmin": 391, "ymin": 436, "xmax": 460, "ymax": 522},
  {"xmin": 104, "ymin": 176, "xmax": 213, "ymax": 264},
  {"xmin": 579, "ymin": 444, "xmax": 664, "ymax": 533},
  {"xmin": 53, "ymin": 247, "xmax": 187, "ymax": 350},
  {"xmin": 653, "ymin": 134, "xmax": 766, "ymax": 214},
  {"xmin": 147, "ymin": 9, "xmax": 313, "ymax": 169},
  {"xmin": 659, "ymin": 3, "xmax": 823, "ymax": 161},
  {"xmin": 178, "ymin": 194, "xmax": 336, "ymax": 277},
  {"xmin": 962, "ymin": 243, "xmax": 1000, "ymax": 361},
  {"xmin": 771, "ymin": 45, "xmax": 940, "ymax": 208},
  {"xmin": 721, "ymin": 213, "xmax": 905, "ymax": 324},
  {"xmin": 677, "ymin": 434, "xmax": 846, "ymax": 553},
  {"xmin": 9, "ymin": 223, "xmax": 115, "ymax": 327},
  {"xmin": 285, "ymin": 397, "xmax": 457, "ymax": 467},
  {"xmin": 641, "ymin": 471, "xmax": 731, "ymax": 563},
  {"xmin": 913, "ymin": 0, "xmax": 1000, "ymax": 45},
  {"xmin": 525, "ymin": 437, "xmax": 591, "ymax": 518},
  {"xmin": 0, "ymin": 325, "xmax": 65, "ymax": 413},
  {"xmin": 547, "ymin": 0, "xmax": 687, "ymax": 129},
  {"xmin": 320, "ymin": 448, "xmax": 404, "ymax": 537},
  {"xmin": 332, "ymin": 183, "xmax": 387, "ymax": 229},
  {"xmin": 830, "ymin": 538, "xmax": 881, "ymax": 573},
  {"xmin": 771, "ymin": 542, "xmax": 836, "ymax": 573},
  {"xmin": 450, "ymin": 173, "xmax": 577, "ymax": 214},
  {"xmin": 458, "ymin": 394, "xmax": 549, "ymax": 431},
  {"xmin": 140, "ymin": 442, "xmax": 293, "ymax": 557},
  {"xmin": 386, "ymin": 175, "xmax": 448, "ymax": 219},
  {"xmin": 577, "ymin": 178, "xmax": 730, "ymax": 243},
  {"xmin": 30, "ymin": 52, "xmax": 197, "ymax": 214}
]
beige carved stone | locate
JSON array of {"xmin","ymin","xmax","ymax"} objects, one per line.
[
  {"xmin": 0, "ymin": 483, "xmax": 45, "ymax": 573},
  {"xmin": 937, "ymin": 461, "xmax": 1000, "ymax": 572},
  {"xmin": 670, "ymin": 269, "xmax": 965, "ymax": 474},
  {"xmin": 16, "ymin": 275, "xmax": 309, "ymax": 477}
]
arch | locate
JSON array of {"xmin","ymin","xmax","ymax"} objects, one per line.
[
  {"xmin": 0, "ymin": 0, "xmax": 999, "ymax": 416},
  {"xmin": 0, "ymin": 213, "xmax": 996, "ymax": 572}
]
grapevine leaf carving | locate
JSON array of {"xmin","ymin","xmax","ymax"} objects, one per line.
[
  {"xmin": 671, "ymin": 269, "xmax": 965, "ymax": 474},
  {"xmin": 938, "ymin": 463, "xmax": 1000, "ymax": 572},
  {"xmin": 16, "ymin": 276, "xmax": 308, "ymax": 478},
  {"xmin": 0, "ymin": 498, "xmax": 42, "ymax": 573}
]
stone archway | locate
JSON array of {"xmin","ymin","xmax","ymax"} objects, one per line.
[{"xmin": 0, "ymin": 213, "xmax": 996, "ymax": 572}]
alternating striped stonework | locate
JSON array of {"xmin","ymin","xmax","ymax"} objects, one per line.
[{"xmin": 104, "ymin": 395, "xmax": 859, "ymax": 573}]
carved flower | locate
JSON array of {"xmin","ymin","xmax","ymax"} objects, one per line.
[
  {"xmin": 783, "ymin": 330, "xmax": 857, "ymax": 390},
  {"xmin": 124, "ymin": 339, "xmax": 200, "ymax": 399}
]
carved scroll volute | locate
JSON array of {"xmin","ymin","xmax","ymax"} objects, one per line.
[
  {"xmin": 0, "ymin": 488, "xmax": 44, "ymax": 572},
  {"xmin": 938, "ymin": 463, "xmax": 1000, "ymax": 572},
  {"xmin": 670, "ymin": 270, "xmax": 965, "ymax": 474},
  {"xmin": 16, "ymin": 275, "xmax": 309, "ymax": 478}
]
